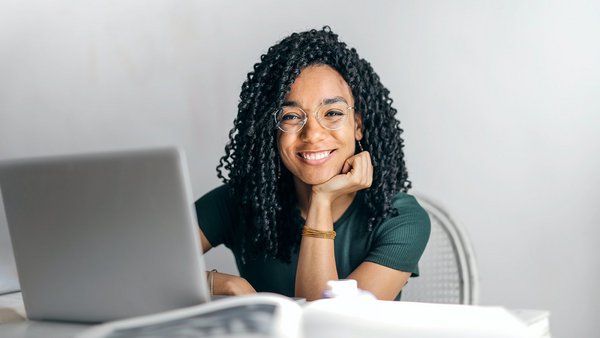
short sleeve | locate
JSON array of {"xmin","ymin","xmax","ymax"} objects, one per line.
[
  {"xmin": 194, "ymin": 184, "xmax": 237, "ymax": 249},
  {"xmin": 365, "ymin": 193, "xmax": 431, "ymax": 276}
]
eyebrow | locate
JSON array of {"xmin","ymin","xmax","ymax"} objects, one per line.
[
  {"xmin": 282, "ymin": 96, "xmax": 348, "ymax": 107},
  {"xmin": 323, "ymin": 96, "xmax": 348, "ymax": 105}
]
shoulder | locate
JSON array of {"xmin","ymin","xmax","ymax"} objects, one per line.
[
  {"xmin": 365, "ymin": 192, "xmax": 431, "ymax": 276},
  {"xmin": 391, "ymin": 192, "xmax": 428, "ymax": 216},
  {"xmin": 194, "ymin": 184, "xmax": 238, "ymax": 248},
  {"xmin": 375, "ymin": 192, "xmax": 431, "ymax": 244},
  {"xmin": 194, "ymin": 184, "xmax": 237, "ymax": 221},
  {"xmin": 195, "ymin": 184, "xmax": 234, "ymax": 207}
]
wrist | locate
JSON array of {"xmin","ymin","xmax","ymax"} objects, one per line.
[
  {"xmin": 207, "ymin": 269, "xmax": 218, "ymax": 296},
  {"xmin": 305, "ymin": 194, "xmax": 334, "ymax": 232},
  {"xmin": 310, "ymin": 190, "xmax": 334, "ymax": 207}
]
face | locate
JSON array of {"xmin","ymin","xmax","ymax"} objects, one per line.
[{"xmin": 276, "ymin": 65, "xmax": 363, "ymax": 186}]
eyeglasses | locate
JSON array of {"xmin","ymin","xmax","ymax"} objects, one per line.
[{"xmin": 273, "ymin": 101, "xmax": 354, "ymax": 133}]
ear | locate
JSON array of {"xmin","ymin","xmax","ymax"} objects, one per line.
[{"xmin": 354, "ymin": 112, "xmax": 363, "ymax": 141}]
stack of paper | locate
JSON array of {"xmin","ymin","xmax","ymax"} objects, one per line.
[
  {"xmin": 509, "ymin": 309, "xmax": 551, "ymax": 338},
  {"xmin": 302, "ymin": 299, "xmax": 548, "ymax": 338}
]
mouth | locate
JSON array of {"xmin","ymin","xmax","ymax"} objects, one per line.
[{"xmin": 296, "ymin": 149, "xmax": 335, "ymax": 164}]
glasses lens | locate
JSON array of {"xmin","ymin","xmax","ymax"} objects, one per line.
[
  {"xmin": 276, "ymin": 107, "xmax": 306, "ymax": 132},
  {"xmin": 317, "ymin": 103, "xmax": 349, "ymax": 130}
]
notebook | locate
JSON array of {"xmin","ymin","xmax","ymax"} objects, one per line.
[{"xmin": 0, "ymin": 147, "xmax": 210, "ymax": 322}]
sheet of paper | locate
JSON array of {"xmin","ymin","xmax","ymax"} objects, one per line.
[
  {"xmin": 0, "ymin": 292, "xmax": 26, "ymax": 323},
  {"xmin": 303, "ymin": 299, "xmax": 540, "ymax": 338}
]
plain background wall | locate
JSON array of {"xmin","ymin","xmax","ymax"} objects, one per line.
[{"xmin": 1, "ymin": 1, "xmax": 598, "ymax": 336}]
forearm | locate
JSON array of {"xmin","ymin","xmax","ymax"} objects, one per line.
[{"xmin": 295, "ymin": 195, "xmax": 339, "ymax": 300}]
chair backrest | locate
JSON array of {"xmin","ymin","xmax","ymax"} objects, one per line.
[{"xmin": 400, "ymin": 195, "xmax": 479, "ymax": 305}]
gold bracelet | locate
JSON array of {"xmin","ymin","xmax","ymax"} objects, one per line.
[
  {"xmin": 302, "ymin": 226, "xmax": 336, "ymax": 239},
  {"xmin": 208, "ymin": 269, "xmax": 217, "ymax": 296}
]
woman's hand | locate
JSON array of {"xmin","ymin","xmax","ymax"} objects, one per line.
[
  {"xmin": 212, "ymin": 272, "xmax": 256, "ymax": 296},
  {"xmin": 311, "ymin": 151, "xmax": 373, "ymax": 203}
]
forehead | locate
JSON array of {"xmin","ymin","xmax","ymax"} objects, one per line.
[{"xmin": 285, "ymin": 65, "xmax": 354, "ymax": 106}]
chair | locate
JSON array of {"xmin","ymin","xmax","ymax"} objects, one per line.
[{"xmin": 400, "ymin": 195, "xmax": 479, "ymax": 305}]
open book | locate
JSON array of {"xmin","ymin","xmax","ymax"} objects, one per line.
[
  {"xmin": 76, "ymin": 293, "xmax": 548, "ymax": 338},
  {"xmin": 76, "ymin": 294, "xmax": 302, "ymax": 338}
]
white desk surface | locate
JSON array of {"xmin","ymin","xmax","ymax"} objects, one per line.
[
  {"xmin": 0, "ymin": 293, "xmax": 88, "ymax": 338},
  {"xmin": 0, "ymin": 292, "xmax": 550, "ymax": 338},
  {"xmin": 1, "ymin": 320, "xmax": 88, "ymax": 338}
]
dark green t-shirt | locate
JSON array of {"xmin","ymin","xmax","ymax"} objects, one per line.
[{"xmin": 195, "ymin": 184, "xmax": 430, "ymax": 299}]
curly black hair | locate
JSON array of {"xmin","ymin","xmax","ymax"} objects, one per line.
[{"xmin": 216, "ymin": 26, "xmax": 411, "ymax": 263}]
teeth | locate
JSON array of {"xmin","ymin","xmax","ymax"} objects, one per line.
[{"xmin": 300, "ymin": 151, "xmax": 331, "ymax": 161}]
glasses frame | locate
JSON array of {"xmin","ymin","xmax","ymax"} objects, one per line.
[{"xmin": 273, "ymin": 102, "xmax": 355, "ymax": 133}]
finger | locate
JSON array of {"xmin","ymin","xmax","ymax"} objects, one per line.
[
  {"xmin": 352, "ymin": 152, "xmax": 365, "ymax": 184},
  {"xmin": 363, "ymin": 151, "xmax": 372, "ymax": 168},
  {"xmin": 365, "ymin": 152, "xmax": 372, "ymax": 184},
  {"xmin": 349, "ymin": 156, "xmax": 363, "ymax": 181},
  {"xmin": 366, "ymin": 157, "xmax": 373, "ymax": 187},
  {"xmin": 351, "ymin": 154, "xmax": 362, "ymax": 183},
  {"xmin": 363, "ymin": 155, "xmax": 370, "ymax": 186},
  {"xmin": 341, "ymin": 156, "xmax": 355, "ymax": 175},
  {"xmin": 359, "ymin": 152, "xmax": 372, "ymax": 187},
  {"xmin": 355, "ymin": 156, "xmax": 367, "ymax": 186}
]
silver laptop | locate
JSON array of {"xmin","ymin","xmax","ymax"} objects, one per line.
[
  {"xmin": 0, "ymin": 192, "xmax": 20, "ymax": 295},
  {"xmin": 0, "ymin": 147, "xmax": 210, "ymax": 322}
]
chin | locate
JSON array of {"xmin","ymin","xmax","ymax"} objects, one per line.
[
  {"xmin": 298, "ymin": 172, "xmax": 337, "ymax": 186},
  {"xmin": 303, "ymin": 178, "xmax": 329, "ymax": 185}
]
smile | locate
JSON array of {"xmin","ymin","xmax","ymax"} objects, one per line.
[
  {"xmin": 299, "ymin": 150, "xmax": 332, "ymax": 160},
  {"xmin": 297, "ymin": 150, "xmax": 335, "ymax": 163}
]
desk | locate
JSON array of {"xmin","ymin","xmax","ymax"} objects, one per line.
[
  {"xmin": 0, "ymin": 293, "xmax": 88, "ymax": 338},
  {"xmin": 0, "ymin": 292, "xmax": 550, "ymax": 338}
]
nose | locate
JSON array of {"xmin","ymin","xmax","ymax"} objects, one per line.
[{"xmin": 299, "ymin": 113, "xmax": 327, "ymax": 143}]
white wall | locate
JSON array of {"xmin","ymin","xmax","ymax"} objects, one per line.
[{"xmin": 1, "ymin": 1, "xmax": 598, "ymax": 337}]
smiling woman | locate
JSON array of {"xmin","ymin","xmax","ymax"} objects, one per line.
[{"xmin": 194, "ymin": 26, "xmax": 430, "ymax": 301}]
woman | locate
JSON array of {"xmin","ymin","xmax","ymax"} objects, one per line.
[{"xmin": 195, "ymin": 27, "xmax": 430, "ymax": 301}]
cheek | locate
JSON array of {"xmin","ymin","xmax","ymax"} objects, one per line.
[
  {"xmin": 339, "ymin": 132, "xmax": 358, "ymax": 152},
  {"xmin": 276, "ymin": 136, "xmax": 294, "ymax": 166},
  {"xmin": 278, "ymin": 131, "xmax": 297, "ymax": 148}
]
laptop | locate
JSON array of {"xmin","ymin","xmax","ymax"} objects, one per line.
[
  {"xmin": 0, "ymin": 192, "xmax": 20, "ymax": 295},
  {"xmin": 0, "ymin": 147, "xmax": 210, "ymax": 322}
]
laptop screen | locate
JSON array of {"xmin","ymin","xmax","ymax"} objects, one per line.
[
  {"xmin": 0, "ymin": 191, "xmax": 19, "ymax": 295},
  {"xmin": 0, "ymin": 147, "xmax": 209, "ymax": 322}
]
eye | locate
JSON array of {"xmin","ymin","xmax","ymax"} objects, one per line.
[
  {"xmin": 281, "ymin": 113, "xmax": 302, "ymax": 121},
  {"xmin": 324, "ymin": 109, "xmax": 345, "ymax": 118}
]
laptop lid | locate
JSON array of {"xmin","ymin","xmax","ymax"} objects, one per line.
[
  {"xmin": 0, "ymin": 147, "xmax": 210, "ymax": 322},
  {"xmin": 0, "ymin": 192, "xmax": 20, "ymax": 295}
]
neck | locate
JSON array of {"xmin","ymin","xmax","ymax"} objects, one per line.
[{"xmin": 293, "ymin": 177, "xmax": 357, "ymax": 222}]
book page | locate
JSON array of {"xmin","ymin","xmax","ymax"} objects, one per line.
[{"xmin": 77, "ymin": 294, "xmax": 301, "ymax": 338}]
